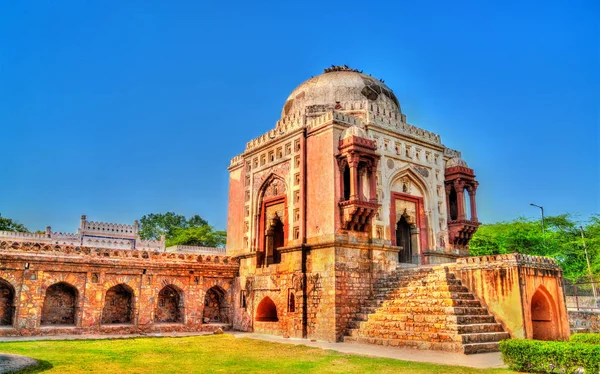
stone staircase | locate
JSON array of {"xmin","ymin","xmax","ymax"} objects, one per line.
[{"xmin": 343, "ymin": 267, "xmax": 510, "ymax": 354}]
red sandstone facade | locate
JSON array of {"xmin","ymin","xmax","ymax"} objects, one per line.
[
  {"xmin": 0, "ymin": 240, "xmax": 237, "ymax": 335},
  {"xmin": 225, "ymin": 66, "xmax": 571, "ymax": 351}
]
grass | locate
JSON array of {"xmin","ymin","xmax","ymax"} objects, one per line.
[{"xmin": 0, "ymin": 334, "xmax": 512, "ymax": 373}]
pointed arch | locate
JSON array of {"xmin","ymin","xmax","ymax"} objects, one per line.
[
  {"xmin": 254, "ymin": 173, "xmax": 288, "ymax": 267},
  {"xmin": 389, "ymin": 167, "xmax": 429, "ymax": 198},
  {"xmin": 256, "ymin": 296, "xmax": 278, "ymax": 322},
  {"xmin": 155, "ymin": 284, "xmax": 184, "ymax": 323},
  {"xmin": 102, "ymin": 284, "xmax": 134, "ymax": 324},
  {"xmin": 41, "ymin": 282, "xmax": 78, "ymax": 326},
  {"xmin": 389, "ymin": 167, "xmax": 431, "ymax": 264},
  {"xmin": 254, "ymin": 173, "xmax": 288, "ymax": 214},
  {"xmin": 203, "ymin": 285, "xmax": 229, "ymax": 323},
  {"xmin": 531, "ymin": 285, "xmax": 559, "ymax": 340}
]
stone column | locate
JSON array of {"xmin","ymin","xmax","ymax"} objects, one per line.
[
  {"xmin": 454, "ymin": 180, "xmax": 466, "ymax": 221},
  {"xmin": 348, "ymin": 155, "xmax": 359, "ymax": 201},
  {"xmin": 338, "ymin": 161, "xmax": 346, "ymax": 201},
  {"xmin": 369, "ymin": 161, "xmax": 378, "ymax": 202},
  {"xmin": 468, "ymin": 184, "xmax": 478, "ymax": 222}
]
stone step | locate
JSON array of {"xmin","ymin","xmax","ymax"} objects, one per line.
[
  {"xmin": 457, "ymin": 323, "xmax": 505, "ymax": 334},
  {"xmin": 371, "ymin": 306, "xmax": 489, "ymax": 316},
  {"xmin": 382, "ymin": 284, "xmax": 470, "ymax": 294},
  {"xmin": 375, "ymin": 291, "xmax": 476, "ymax": 301},
  {"xmin": 381, "ymin": 298, "xmax": 481, "ymax": 308},
  {"xmin": 366, "ymin": 313, "xmax": 496, "ymax": 325},
  {"xmin": 349, "ymin": 321, "xmax": 505, "ymax": 335},
  {"xmin": 343, "ymin": 336, "xmax": 464, "ymax": 352},
  {"xmin": 460, "ymin": 332, "xmax": 510, "ymax": 344},
  {"xmin": 463, "ymin": 342, "xmax": 501, "ymax": 354}
]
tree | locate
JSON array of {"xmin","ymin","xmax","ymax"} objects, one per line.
[
  {"xmin": 470, "ymin": 214, "xmax": 599, "ymax": 281},
  {"xmin": 0, "ymin": 214, "xmax": 28, "ymax": 232},
  {"xmin": 138, "ymin": 212, "xmax": 225, "ymax": 248},
  {"xmin": 167, "ymin": 226, "xmax": 226, "ymax": 248}
]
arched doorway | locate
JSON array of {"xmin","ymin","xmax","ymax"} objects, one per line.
[
  {"xmin": 203, "ymin": 286, "xmax": 228, "ymax": 323},
  {"xmin": 102, "ymin": 284, "xmax": 134, "ymax": 324},
  {"xmin": 0, "ymin": 279, "xmax": 14, "ymax": 326},
  {"xmin": 266, "ymin": 214, "xmax": 284, "ymax": 265},
  {"xmin": 155, "ymin": 285, "xmax": 183, "ymax": 323},
  {"xmin": 41, "ymin": 282, "xmax": 78, "ymax": 325},
  {"xmin": 396, "ymin": 216, "xmax": 412, "ymax": 263},
  {"xmin": 256, "ymin": 297, "xmax": 278, "ymax": 322},
  {"xmin": 531, "ymin": 288, "xmax": 558, "ymax": 340}
]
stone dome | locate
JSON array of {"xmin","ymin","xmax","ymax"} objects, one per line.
[
  {"xmin": 446, "ymin": 157, "xmax": 469, "ymax": 168},
  {"xmin": 281, "ymin": 66, "xmax": 401, "ymax": 118},
  {"xmin": 340, "ymin": 125, "xmax": 369, "ymax": 140}
]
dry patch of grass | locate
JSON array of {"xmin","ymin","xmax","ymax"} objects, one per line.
[{"xmin": 1, "ymin": 334, "xmax": 512, "ymax": 373}]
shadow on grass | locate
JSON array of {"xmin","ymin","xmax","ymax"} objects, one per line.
[{"xmin": 14, "ymin": 359, "xmax": 53, "ymax": 373}]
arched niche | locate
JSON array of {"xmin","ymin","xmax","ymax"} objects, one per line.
[
  {"xmin": 41, "ymin": 282, "xmax": 78, "ymax": 326},
  {"xmin": 102, "ymin": 284, "xmax": 134, "ymax": 324},
  {"xmin": 203, "ymin": 286, "xmax": 228, "ymax": 323},
  {"xmin": 155, "ymin": 285, "xmax": 184, "ymax": 323},
  {"xmin": 0, "ymin": 279, "xmax": 15, "ymax": 326},
  {"xmin": 531, "ymin": 287, "xmax": 558, "ymax": 340},
  {"xmin": 256, "ymin": 297, "xmax": 278, "ymax": 322},
  {"xmin": 255, "ymin": 174, "xmax": 288, "ymax": 267}
]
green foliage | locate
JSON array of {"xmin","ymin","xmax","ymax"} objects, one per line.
[
  {"xmin": 470, "ymin": 214, "xmax": 600, "ymax": 281},
  {"xmin": 570, "ymin": 333, "xmax": 600, "ymax": 345},
  {"xmin": 138, "ymin": 212, "xmax": 225, "ymax": 248},
  {"xmin": 167, "ymin": 226, "xmax": 226, "ymax": 248},
  {"xmin": 499, "ymin": 338, "xmax": 600, "ymax": 373},
  {"xmin": 0, "ymin": 214, "xmax": 28, "ymax": 232}
]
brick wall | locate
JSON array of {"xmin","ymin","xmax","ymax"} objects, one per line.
[{"xmin": 0, "ymin": 240, "xmax": 238, "ymax": 336}]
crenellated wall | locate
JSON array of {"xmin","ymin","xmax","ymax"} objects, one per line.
[{"xmin": 0, "ymin": 240, "xmax": 238, "ymax": 336}]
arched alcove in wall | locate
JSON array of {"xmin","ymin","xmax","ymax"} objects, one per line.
[
  {"xmin": 256, "ymin": 297, "xmax": 278, "ymax": 322},
  {"xmin": 389, "ymin": 168, "xmax": 430, "ymax": 264},
  {"xmin": 41, "ymin": 282, "xmax": 78, "ymax": 325},
  {"xmin": 531, "ymin": 287, "xmax": 558, "ymax": 340},
  {"xmin": 0, "ymin": 279, "xmax": 15, "ymax": 326},
  {"xmin": 102, "ymin": 284, "xmax": 134, "ymax": 324},
  {"xmin": 203, "ymin": 286, "xmax": 228, "ymax": 323},
  {"xmin": 155, "ymin": 285, "xmax": 184, "ymax": 323}
]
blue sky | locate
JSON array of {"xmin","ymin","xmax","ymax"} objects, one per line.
[{"xmin": 0, "ymin": 0, "xmax": 598, "ymax": 233}]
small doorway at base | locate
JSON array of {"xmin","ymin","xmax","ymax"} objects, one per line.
[
  {"xmin": 531, "ymin": 288, "xmax": 558, "ymax": 340},
  {"xmin": 255, "ymin": 297, "xmax": 278, "ymax": 322},
  {"xmin": 396, "ymin": 216, "xmax": 413, "ymax": 263}
]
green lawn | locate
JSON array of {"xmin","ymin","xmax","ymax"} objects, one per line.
[{"xmin": 1, "ymin": 335, "xmax": 512, "ymax": 373}]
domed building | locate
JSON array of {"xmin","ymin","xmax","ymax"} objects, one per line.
[
  {"xmin": 227, "ymin": 65, "xmax": 482, "ymax": 338},
  {"xmin": 226, "ymin": 66, "xmax": 570, "ymax": 349},
  {"xmin": 228, "ymin": 65, "xmax": 480, "ymax": 264}
]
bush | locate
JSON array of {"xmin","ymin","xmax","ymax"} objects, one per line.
[
  {"xmin": 499, "ymin": 339, "xmax": 600, "ymax": 373},
  {"xmin": 571, "ymin": 333, "xmax": 600, "ymax": 345}
]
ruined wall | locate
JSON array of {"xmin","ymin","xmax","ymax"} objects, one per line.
[
  {"xmin": 451, "ymin": 254, "xmax": 570, "ymax": 340},
  {"xmin": 0, "ymin": 241, "xmax": 237, "ymax": 336},
  {"xmin": 333, "ymin": 243, "xmax": 399, "ymax": 341},
  {"xmin": 569, "ymin": 311, "xmax": 600, "ymax": 333}
]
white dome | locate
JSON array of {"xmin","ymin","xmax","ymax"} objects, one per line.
[
  {"xmin": 282, "ymin": 67, "xmax": 400, "ymax": 118},
  {"xmin": 446, "ymin": 157, "xmax": 469, "ymax": 168}
]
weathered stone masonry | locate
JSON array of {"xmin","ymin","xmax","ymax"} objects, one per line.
[{"xmin": 0, "ymin": 240, "xmax": 237, "ymax": 336}]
